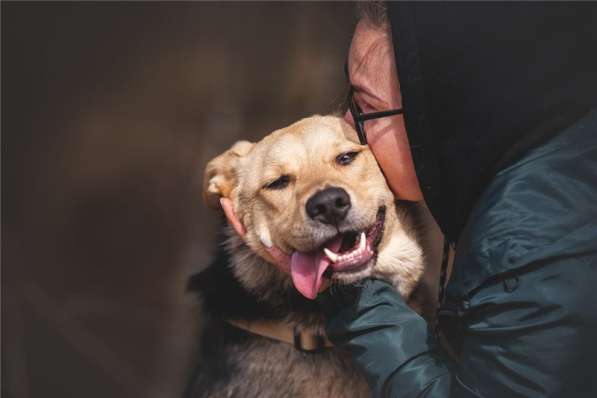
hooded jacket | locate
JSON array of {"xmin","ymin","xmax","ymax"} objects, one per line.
[
  {"xmin": 389, "ymin": 2, "xmax": 597, "ymax": 244},
  {"xmin": 321, "ymin": 3, "xmax": 597, "ymax": 397}
]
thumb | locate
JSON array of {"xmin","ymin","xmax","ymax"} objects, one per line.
[{"xmin": 220, "ymin": 197, "xmax": 246, "ymax": 237}]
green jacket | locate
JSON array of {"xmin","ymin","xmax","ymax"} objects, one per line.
[{"xmin": 320, "ymin": 110, "xmax": 597, "ymax": 397}]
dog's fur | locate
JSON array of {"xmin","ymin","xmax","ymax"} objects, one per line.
[{"xmin": 188, "ymin": 115, "xmax": 429, "ymax": 398}]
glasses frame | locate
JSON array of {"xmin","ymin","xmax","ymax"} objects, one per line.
[
  {"xmin": 344, "ymin": 62, "xmax": 404, "ymax": 145},
  {"xmin": 347, "ymin": 86, "xmax": 404, "ymax": 145}
]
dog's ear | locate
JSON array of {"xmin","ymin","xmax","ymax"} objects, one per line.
[{"xmin": 203, "ymin": 140, "xmax": 254, "ymax": 209}]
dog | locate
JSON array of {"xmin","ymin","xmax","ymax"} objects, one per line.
[{"xmin": 187, "ymin": 115, "xmax": 430, "ymax": 398}]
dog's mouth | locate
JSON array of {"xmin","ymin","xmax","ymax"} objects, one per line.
[
  {"xmin": 289, "ymin": 207, "xmax": 386, "ymax": 300},
  {"xmin": 326, "ymin": 206, "xmax": 385, "ymax": 273}
]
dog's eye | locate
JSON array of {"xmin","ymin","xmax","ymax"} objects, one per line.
[
  {"xmin": 264, "ymin": 175, "xmax": 290, "ymax": 190},
  {"xmin": 336, "ymin": 151, "xmax": 359, "ymax": 166}
]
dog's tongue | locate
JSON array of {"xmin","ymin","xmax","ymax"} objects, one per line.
[{"xmin": 290, "ymin": 235, "xmax": 342, "ymax": 300}]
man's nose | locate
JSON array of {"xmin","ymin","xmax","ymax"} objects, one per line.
[{"xmin": 306, "ymin": 187, "xmax": 351, "ymax": 225}]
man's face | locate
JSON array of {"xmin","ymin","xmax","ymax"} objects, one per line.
[{"xmin": 343, "ymin": 20, "xmax": 423, "ymax": 202}]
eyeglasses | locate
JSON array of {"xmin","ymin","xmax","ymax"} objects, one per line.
[
  {"xmin": 345, "ymin": 63, "xmax": 404, "ymax": 145},
  {"xmin": 347, "ymin": 88, "xmax": 404, "ymax": 145}
]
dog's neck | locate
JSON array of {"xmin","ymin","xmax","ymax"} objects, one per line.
[
  {"xmin": 191, "ymin": 232, "xmax": 326, "ymax": 329},
  {"xmin": 226, "ymin": 318, "xmax": 333, "ymax": 352}
]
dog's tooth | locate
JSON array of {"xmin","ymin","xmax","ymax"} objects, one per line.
[
  {"xmin": 359, "ymin": 232, "xmax": 366, "ymax": 251},
  {"xmin": 324, "ymin": 248, "xmax": 340, "ymax": 262}
]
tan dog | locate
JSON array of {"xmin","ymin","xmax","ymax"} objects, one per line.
[
  {"xmin": 190, "ymin": 115, "xmax": 427, "ymax": 398},
  {"xmin": 204, "ymin": 115, "xmax": 423, "ymax": 300}
]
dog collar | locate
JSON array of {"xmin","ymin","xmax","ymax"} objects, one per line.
[{"xmin": 226, "ymin": 318, "xmax": 334, "ymax": 352}]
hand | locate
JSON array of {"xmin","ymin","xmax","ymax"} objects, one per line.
[
  {"xmin": 219, "ymin": 197, "xmax": 291, "ymax": 273},
  {"xmin": 318, "ymin": 278, "xmax": 399, "ymax": 344}
]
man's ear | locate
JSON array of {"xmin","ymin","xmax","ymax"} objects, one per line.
[{"xmin": 202, "ymin": 140, "xmax": 254, "ymax": 209}]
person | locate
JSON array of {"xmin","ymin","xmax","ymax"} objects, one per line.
[{"xmin": 318, "ymin": 2, "xmax": 597, "ymax": 397}]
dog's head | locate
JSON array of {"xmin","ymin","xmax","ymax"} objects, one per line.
[{"xmin": 204, "ymin": 115, "xmax": 422, "ymax": 300}]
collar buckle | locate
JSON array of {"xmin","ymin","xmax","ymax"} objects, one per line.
[{"xmin": 293, "ymin": 326, "xmax": 327, "ymax": 353}]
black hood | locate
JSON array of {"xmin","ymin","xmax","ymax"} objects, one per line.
[{"xmin": 388, "ymin": 3, "xmax": 597, "ymax": 243}]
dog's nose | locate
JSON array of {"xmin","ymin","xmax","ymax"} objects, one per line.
[{"xmin": 306, "ymin": 187, "xmax": 351, "ymax": 225}]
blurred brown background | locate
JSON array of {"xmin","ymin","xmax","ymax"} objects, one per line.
[{"xmin": 2, "ymin": 2, "xmax": 356, "ymax": 397}]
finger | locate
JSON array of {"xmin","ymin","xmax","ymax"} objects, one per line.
[
  {"xmin": 220, "ymin": 197, "xmax": 246, "ymax": 237},
  {"xmin": 262, "ymin": 245, "xmax": 291, "ymax": 273}
]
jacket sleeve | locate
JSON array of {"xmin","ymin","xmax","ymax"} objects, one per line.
[
  {"xmin": 320, "ymin": 250, "xmax": 597, "ymax": 398},
  {"xmin": 320, "ymin": 279, "xmax": 456, "ymax": 397}
]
